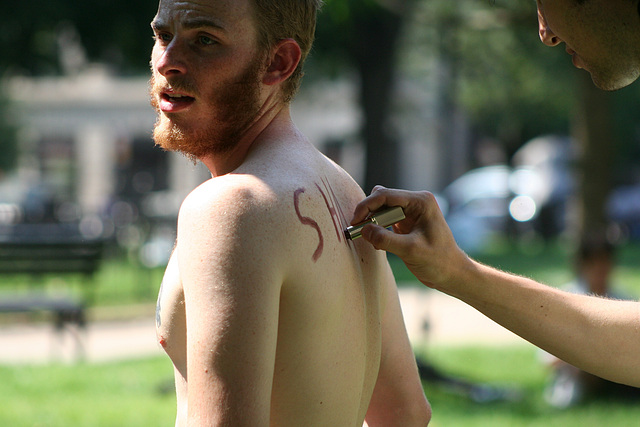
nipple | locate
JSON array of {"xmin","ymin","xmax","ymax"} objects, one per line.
[{"xmin": 158, "ymin": 335, "xmax": 167, "ymax": 348}]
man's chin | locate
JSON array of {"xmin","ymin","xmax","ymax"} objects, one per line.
[
  {"xmin": 152, "ymin": 120, "xmax": 239, "ymax": 161},
  {"xmin": 590, "ymin": 68, "xmax": 640, "ymax": 91},
  {"xmin": 154, "ymin": 122, "xmax": 197, "ymax": 157}
]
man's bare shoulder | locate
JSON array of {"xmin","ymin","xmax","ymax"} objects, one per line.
[
  {"xmin": 177, "ymin": 174, "xmax": 295, "ymax": 253},
  {"xmin": 181, "ymin": 174, "xmax": 281, "ymax": 219}
]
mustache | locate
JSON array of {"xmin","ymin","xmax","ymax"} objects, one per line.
[{"xmin": 149, "ymin": 73, "xmax": 200, "ymax": 98}]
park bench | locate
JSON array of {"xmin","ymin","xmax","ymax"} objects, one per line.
[{"xmin": 0, "ymin": 223, "xmax": 106, "ymax": 360}]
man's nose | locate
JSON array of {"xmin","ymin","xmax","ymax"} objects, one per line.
[
  {"xmin": 154, "ymin": 41, "xmax": 188, "ymax": 76},
  {"xmin": 537, "ymin": 7, "xmax": 561, "ymax": 46}
]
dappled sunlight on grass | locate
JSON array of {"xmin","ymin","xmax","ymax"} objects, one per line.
[{"xmin": 420, "ymin": 345, "xmax": 640, "ymax": 427}]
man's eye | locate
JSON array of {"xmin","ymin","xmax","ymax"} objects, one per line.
[
  {"xmin": 199, "ymin": 35, "xmax": 216, "ymax": 46},
  {"xmin": 154, "ymin": 32, "xmax": 172, "ymax": 43}
]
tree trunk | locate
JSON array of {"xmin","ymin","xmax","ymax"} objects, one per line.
[
  {"xmin": 572, "ymin": 72, "xmax": 616, "ymax": 240},
  {"xmin": 350, "ymin": 4, "xmax": 405, "ymax": 193}
]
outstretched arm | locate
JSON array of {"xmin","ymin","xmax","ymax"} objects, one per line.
[{"xmin": 352, "ymin": 186, "xmax": 640, "ymax": 387}]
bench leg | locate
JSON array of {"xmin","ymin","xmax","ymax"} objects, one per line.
[{"xmin": 52, "ymin": 308, "xmax": 87, "ymax": 363}]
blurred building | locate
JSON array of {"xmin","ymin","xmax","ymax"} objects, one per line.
[
  {"xmin": 2, "ymin": 67, "xmax": 367, "ymax": 262},
  {"xmin": 5, "ymin": 66, "xmax": 207, "ymax": 219},
  {"xmin": 3, "ymin": 65, "xmax": 449, "ymax": 242}
]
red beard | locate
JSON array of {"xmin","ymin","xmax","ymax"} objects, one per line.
[{"xmin": 149, "ymin": 57, "xmax": 264, "ymax": 160}]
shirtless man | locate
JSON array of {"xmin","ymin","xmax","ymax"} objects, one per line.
[{"xmin": 150, "ymin": 0, "xmax": 430, "ymax": 425}]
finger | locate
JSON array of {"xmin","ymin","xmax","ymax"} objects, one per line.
[{"xmin": 351, "ymin": 187, "xmax": 390, "ymax": 224}]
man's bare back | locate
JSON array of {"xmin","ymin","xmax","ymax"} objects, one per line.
[{"xmin": 156, "ymin": 128, "xmax": 427, "ymax": 425}]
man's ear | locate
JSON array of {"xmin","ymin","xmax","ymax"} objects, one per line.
[{"xmin": 262, "ymin": 39, "xmax": 302, "ymax": 86}]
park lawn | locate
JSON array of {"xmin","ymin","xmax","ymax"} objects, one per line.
[
  {"xmin": 2, "ymin": 241, "xmax": 640, "ymax": 425},
  {"xmin": 422, "ymin": 344, "xmax": 640, "ymax": 426},
  {"xmin": 2, "ymin": 346, "xmax": 640, "ymax": 426},
  {"xmin": 0, "ymin": 357, "xmax": 176, "ymax": 427}
]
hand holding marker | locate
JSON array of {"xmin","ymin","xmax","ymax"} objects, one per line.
[{"xmin": 345, "ymin": 206, "xmax": 405, "ymax": 240}]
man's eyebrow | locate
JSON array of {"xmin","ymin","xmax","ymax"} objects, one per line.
[
  {"xmin": 150, "ymin": 17, "xmax": 226, "ymax": 32},
  {"xmin": 150, "ymin": 19, "xmax": 164, "ymax": 31},
  {"xmin": 183, "ymin": 17, "xmax": 226, "ymax": 31}
]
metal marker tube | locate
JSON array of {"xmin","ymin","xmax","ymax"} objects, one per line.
[{"xmin": 345, "ymin": 206, "xmax": 405, "ymax": 240}]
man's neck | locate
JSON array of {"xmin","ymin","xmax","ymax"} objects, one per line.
[{"xmin": 200, "ymin": 101, "xmax": 291, "ymax": 177}]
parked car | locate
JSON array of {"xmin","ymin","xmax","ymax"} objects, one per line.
[
  {"xmin": 443, "ymin": 136, "xmax": 576, "ymax": 252},
  {"xmin": 512, "ymin": 135, "xmax": 576, "ymax": 239},
  {"xmin": 443, "ymin": 165, "xmax": 514, "ymax": 252},
  {"xmin": 607, "ymin": 185, "xmax": 640, "ymax": 240}
]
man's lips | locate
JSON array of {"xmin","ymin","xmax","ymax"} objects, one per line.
[
  {"xmin": 159, "ymin": 89, "xmax": 196, "ymax": 113},
  {"xmin": 566, "ymin": 47, "xmax": 583, "ymax": 69}
]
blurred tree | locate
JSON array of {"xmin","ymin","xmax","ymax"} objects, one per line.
[
  {"xmin": 3, "ymin": 0, "xmax": 639, "ymax": 219},
  {"xmin": 610, "ymin": 83, "xmax": 640, "ymax": 185},
  {"xmin": 313, "ymin": 0, "xmax": 580, "ymax": 190},
  {"xmin": 0, "ymin": 91, "xmax": 17, "ymax": 174},
  {"xmin": 403, "ymin": 0, "xmax": 640, "ymax": 247},
  {"xmin": 423, "ymin": 0, "xmax": 576, "ymax": 160},
  {"xmin": 2, "ymin": 0, "xmax": 157, "ymax": 76},
  {"xmin": 315, "ymin": 0, "xmax": 417, "ymax": 192},
  {"xmin": 572, "ymin": 72, "xmax": 616, "ymax": 239}
]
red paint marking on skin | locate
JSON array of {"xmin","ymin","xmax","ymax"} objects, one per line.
[
  {"xmin": 316, "ymin": 183, "xmax": 342, "ymax": 243},
  {"xmin": 294, "ymin": 188, "xmax": 324, "ymax": 262},
  {"xmin": 317, "ymin": 177, "xmax": 352, "ymax": 247},
  {"xmin": 325, "ymin": 178, "xmax": 350, "ymax": 237}
]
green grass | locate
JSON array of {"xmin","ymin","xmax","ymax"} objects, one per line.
[
  {"xmin": 2, "ymin": 241, "xmax": 640, "ymax": 425},
  {"xmin": 92, "ymin": 256, "xmax": 165, "ymax": 306},
  {"xmin": 396, "ymin": 241, "xmax": 640, "ymax": 425},
  {"xmin": 420, "ymin": 345, "xmax": 640, "ymax": 426},
  {"xmin": 3, "ymin": 347, "xmax": 640, "ymax": 426},
  {"xmin": 0, "ymin": 357, "xmax": 176, "ymax": 427}
]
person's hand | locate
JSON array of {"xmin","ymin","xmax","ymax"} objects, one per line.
[{"xmin": 351, "ymin": 186, "xmax": 470, "ymax": 289}]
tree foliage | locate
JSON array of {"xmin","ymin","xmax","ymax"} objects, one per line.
[
  {"xmin": 2, "ymin": 0, "xmax": 157, "ymax": 76},
  {"xmin": 313, "ymin": 0, "xmax": 417, "ymax": 191},
  {"xmin": 3, "ymin": 0, "xmax": 640, "ymax": 190},
  {"xmin": 412, "ymin": 0, "xmax": 578, "ymax": 154}
]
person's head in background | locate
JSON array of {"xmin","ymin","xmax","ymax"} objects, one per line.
[
  {"xmin": 536, "ymin": 0, "xmax": 640, "ymax": 90},
  {"xmin": 575, "ymin": 234, "xmax": 616, "ymax": 297}
]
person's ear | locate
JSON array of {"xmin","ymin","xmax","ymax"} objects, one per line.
[{"xmin": 262, "ymin": 39, "xmax": 302, "ymax": 86}]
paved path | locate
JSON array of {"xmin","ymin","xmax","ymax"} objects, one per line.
[
  {"xmin": 398, "ymin": 286, "xmax": 526, "ymax": 346},
  {"xmin": 0, "ymin": 318, "xmax": 163, "ymax": 364},
  {"xmin": 0, "ymin": 286, "xmax": 527, "ymax": 365}
]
